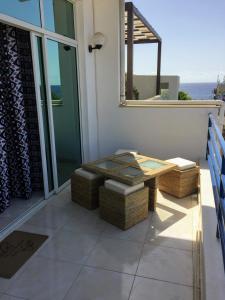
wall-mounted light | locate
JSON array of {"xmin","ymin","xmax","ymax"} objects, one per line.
[
  {"xmin": 64, "ymin": 45, "xmax": 71, "ymax": 51},
  {"xmin": 88, "ymin": 32, "xmax": 105, "ymax": 53}
]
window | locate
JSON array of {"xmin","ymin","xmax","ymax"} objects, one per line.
[
  {"xmin": 43, "ymin": 0, "xmax": 75, "ymax": 39},
  {"xmin": 121, "ymin": 0, "xmax": 225, "ymax": 103},
  {"xmin": 0, "ymin": 0, "xmax": 41, "ymax": 26}
]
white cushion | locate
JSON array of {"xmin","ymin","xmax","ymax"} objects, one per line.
[
  {"xmin": 105, "ymin": 179, "xmax": 144, "ymax": 196},
  {"xmin": 166, "ymin": 157, "xmax": 196, "ymax": 171},
  {"xmin": 115, "ymin": 149, "xmax": 138, "ymax": 155},
  {"xmin": 75, "ymin": 168, "xmax": 102, "ymax": 180}
]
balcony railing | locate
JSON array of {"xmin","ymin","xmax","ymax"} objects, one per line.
[{"xmin": 207, "ymin": 113, "xmax": 225, "ymax": 271}]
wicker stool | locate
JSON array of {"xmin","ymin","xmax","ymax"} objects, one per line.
[
  {"xmin": 158, "ymin": 158, "xmax": 199, "ymax": 198},
  {"xmin": 71, "ymin": 168, "xmax": 104, "ymax": 210},
  {"xmin": 99, "ymin": 180, "xmax": 149, "ymax": 230}
]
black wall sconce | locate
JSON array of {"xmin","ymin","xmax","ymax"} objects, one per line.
[{"xmin": 88, "ymin": 32, "xmax": 105, "ymax": 53}]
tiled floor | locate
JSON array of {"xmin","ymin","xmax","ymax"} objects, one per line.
[{"xmin": 0, "ymin": 186, "xmax": 198, "ymax": 300}]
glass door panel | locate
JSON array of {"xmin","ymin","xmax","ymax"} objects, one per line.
[
  {"xmin": 43, "ymin": 0, "xmax": 75, "ymax": 39},
  {"xmin": 46, "ymin": 39, "xmax": 82, "ymax": 186},
  {"xmin": 0, "ymin": 0, "xmax": 41, "ymax": 26}
]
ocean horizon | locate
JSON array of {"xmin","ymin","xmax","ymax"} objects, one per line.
[{"xmin": 180, "ymin": 82, "xmax": 217, "ymax": 100}]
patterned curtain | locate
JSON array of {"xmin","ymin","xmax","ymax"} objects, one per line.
[{"xmin": 0, "ymin": 23, "xmax": 43, "ymax": 213}]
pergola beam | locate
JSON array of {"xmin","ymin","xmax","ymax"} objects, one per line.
[
  {"xmin": 125, "ymin": 2, "xmax": 162, "ymax": 98},
  {"xmin": 132, "ymin": 5, "xmax": 161, "ymax": 42},
  {"xmin": 125, "ymin": 39, "xmax": 159, "ymax": 45},
  {"xmin": 156, "ymin": 41, "xmax": 162, "ymax": 95},
  {"xmin": 126, "ymin": 2, "xmax": 134, "ymax": 100}
]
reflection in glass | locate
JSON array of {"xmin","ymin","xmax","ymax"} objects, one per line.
[
  {"xmin": 35, "ymin": 37, "xmax": 54, "ymax": 192},
  {"xmin": 44, "ymin": 0, "xmax": 75, "ymax": 39},
  {"xmin": 0, "ymin": 0, "xmax": 41, "ymax": 26},
  {"xmin": 46, "ymin": 39, "xmax": 81, "ymax": 186},
  {"xmin": 140, "ymin": 160, "xmax": 165, "ymax": 169},
  {"xmin": 95, "ymin": 161, "xmax": 121, "ymax": 170}
]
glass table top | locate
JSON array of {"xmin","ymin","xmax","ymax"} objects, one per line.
[
  {"xmin": 139, "ymin": 160, "xmax": 165, "ymax": 170},
  {"xmin": 117, "ymin": 167, "xmax": 144, "ymax": 178},
  {"xmin": 94, "ymin": 160, "xmax": 121, "ymax": 170}
]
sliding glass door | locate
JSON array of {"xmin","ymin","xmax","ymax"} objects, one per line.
[
  {"xmin": 46, "ymin": 39, "xmax": 82, "ymax": 187},
  {"xmin": 0, "ymin": 0, "xmax": 81, "ymax": 211},
  {"xmin": 32, "ymin": 35, "xmax": 82, "ymax": 194}
]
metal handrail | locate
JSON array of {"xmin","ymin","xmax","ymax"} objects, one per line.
[{"xmin": 207, "ymin": 113, "xmax": 225, "ymax": 271}]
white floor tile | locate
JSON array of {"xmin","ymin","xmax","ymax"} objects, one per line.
[
  {"xmin": 38, "ymin": 229, "xmax": 99, "ymax": 264},
  {"xmin": 102, "ymin": 219, "xmax": 149, "ymax": 243},
  {"xmin": 157, "ymin": 192, "xmax": 196, "ymax": 213},
  {"xmin": 146, "ymin": 212, "xmax": 193, "ymax": 251},
  {"xmin": 48, "ymin": 187, "xmax": 71, "ymax": 208},
  {"xmin": 129, "ymin": 277, "xmax": 193, "ymax": 300},
  {"xmin": 8, "ymin": 256, "xmax": 81, "ymax": 300},
  {"xmin": 63, "ymin": 213, "xmax": 106, "ymax": 236},
  {"xmin": 86, "ymin": 238, "xmax": 143, "ymax": 274},
  {"xmin": 64, "ymin": 266, "xmax": 134, "ymax": 300},
  {"xmin": 27, "ymin": 205, "xmax": 70, "ymax": 230},
  {"xmin": 137, "ymin": 244, "xmax": 193, "ymax": 286}
]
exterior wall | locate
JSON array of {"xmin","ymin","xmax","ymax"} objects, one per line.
[
  {"xmin": 76, "ymin": 0, "xmax": 99, "ymax": 161},
  {"xmin": 133, "ymin": 75, "xmax": 180, "ymax": 100},
  {"xmin": 82, "ymin": 0, "xmax": 221, "ymax": 162}
]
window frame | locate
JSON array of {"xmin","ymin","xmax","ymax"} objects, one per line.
[{"xmin": 0, "ymin": 0, "xmax": 78, "ymax": 48}]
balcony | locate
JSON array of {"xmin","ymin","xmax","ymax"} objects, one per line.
[{"xmin": 0, "ymin": 1, "xmax": 225, "ymax": 299}]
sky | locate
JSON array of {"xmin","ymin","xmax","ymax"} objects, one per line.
[{"xmin": 125, "ymin": 0, "xmax": 225, "ymax": 83}]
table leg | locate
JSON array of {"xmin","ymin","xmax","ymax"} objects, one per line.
[{"xmin": 145, "ymin": 178, "xmax": 158, "ymax": 211}]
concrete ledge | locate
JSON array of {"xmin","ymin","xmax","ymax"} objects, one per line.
[
  {"xmin": 120, "ymin": 100, "xmax": 223, "ymax": 109},
  {"xmin": 200, "ymin": 159, "xmax": 225, "ymax": 300}
]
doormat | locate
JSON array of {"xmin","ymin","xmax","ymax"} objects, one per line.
[{"xmin": 0, "ymin": 230, "xmax": 48, "ymax": 278}]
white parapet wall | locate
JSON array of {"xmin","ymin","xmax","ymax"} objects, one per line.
[
  {"xmin": 133, "ymin": 75, "xmax": 180, "ymax": 100},
  {"xmin": 200, "ymin": 160, "xmax": 225, "ymax": 300}
]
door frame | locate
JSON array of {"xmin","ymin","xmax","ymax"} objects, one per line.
[{"xmin": 0, "ymin": 0, "xmax": 86, "ymax": 197}]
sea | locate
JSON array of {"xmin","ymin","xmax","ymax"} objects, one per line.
[
  {"xmin": 179, "ymin": 82, "xmax": 217, "ymax": 100},
  {"xmin": 51, "ymin": 83, "xmax": 217, "ymax": 101}
]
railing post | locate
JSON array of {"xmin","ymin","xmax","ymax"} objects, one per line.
[{"xmin": 206, "ymin": 114, "xmax": 212, "ymax": 160}]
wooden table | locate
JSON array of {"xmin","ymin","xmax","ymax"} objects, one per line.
[{"xmin": 82, "ymin": 153, "xmax": 176, "ymax": 211}]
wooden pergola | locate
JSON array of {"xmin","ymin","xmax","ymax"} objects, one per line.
[{"xmin": 125, "ymin": 2, "xmax": 162, "ymax": 99}]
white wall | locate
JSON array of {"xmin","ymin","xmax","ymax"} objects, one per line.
[
  {"xmin": 76, "ymin": 0, "xmax": 99, "ymax": 162},
  {"xmin": 133, "ymin": 75, "xmax": 180, "ymax": 100},
  {"xmin": 83, "ymin": 0, "xmax": 221, "ymax": 162}
]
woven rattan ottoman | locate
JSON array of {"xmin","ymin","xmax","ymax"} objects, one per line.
[
  {"xmin": 158, "ymin": 158, "xmax": 199, "ymax": 198},
  {"xmin": 71, "ymin": 168, "xmax": 104, "ymax": 210},
  {"xmin": 99, "ymin": 180, "xmax": 149, "ymax": 230}
]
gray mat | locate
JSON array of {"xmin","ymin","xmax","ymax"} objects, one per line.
[{"xmin": 0, "ymin": 230, "xmax": 48, "ymax": 278}]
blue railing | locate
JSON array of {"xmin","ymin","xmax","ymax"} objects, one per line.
[{"xmin": 207, "ymin": 113, "xmax": 225, "ymax": 270}]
